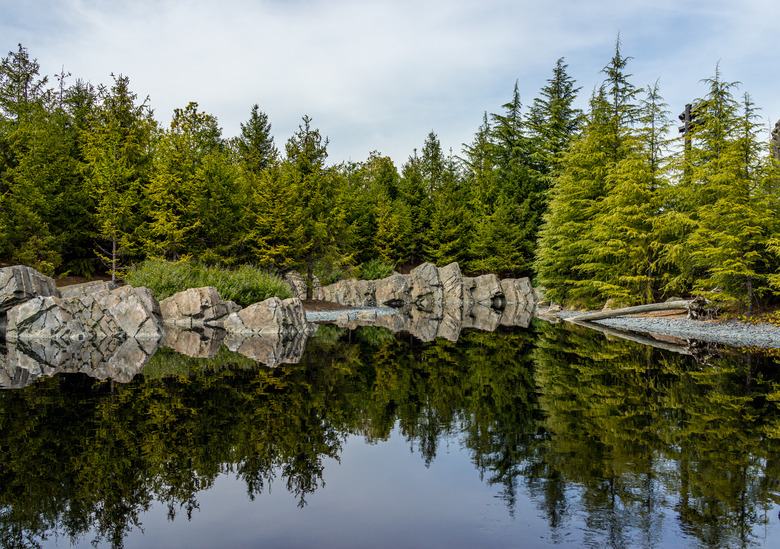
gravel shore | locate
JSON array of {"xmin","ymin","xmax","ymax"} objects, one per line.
[{"xmin": 549, "ymin": 309, "xmax": 780, "ymax": 349}]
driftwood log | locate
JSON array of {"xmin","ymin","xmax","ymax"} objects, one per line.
[{"xmin": 567, "ymin": 301, "xmax": 692, "ymax": 323}]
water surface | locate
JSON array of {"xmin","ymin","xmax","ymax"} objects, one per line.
[{"xmin": 2, "ymin": 320, "xmax": 780, "ymax": 548}]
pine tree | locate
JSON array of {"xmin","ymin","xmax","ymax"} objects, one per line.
[
  {"xmin": 399, "ymin": 150, "xmax": 431, "ymax": 263},
  {"xmin": 82, "ymin": 74, "xmax": 154, "ymax": 280},
  {"xmin": 687, "ymin": 83, "xmax": 777, "ymax": 312},
  {"xmin": 527, "ymin": 57, "xmax": 583, "ymax": 176},
  {"xmin": 237, "ymin": 104, "xmax": 277, "ymax": 174}
]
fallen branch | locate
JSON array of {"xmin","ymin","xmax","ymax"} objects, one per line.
[
  {"xmin": 565, "ymin": 300, "xmax": 691, "ymax": 322},
  {"xmin": 568, "ymin": 318, "xmax": 692, "ymax": 355}
]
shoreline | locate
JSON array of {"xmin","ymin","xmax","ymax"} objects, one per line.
[{"xmin": 538, "ymin": 308, "xmax": 780, "ymax": 350}]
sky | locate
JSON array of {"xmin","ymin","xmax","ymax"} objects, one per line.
[{"xmin": 2, "ymin": 0, "xmax": 778, "ymax": 166}]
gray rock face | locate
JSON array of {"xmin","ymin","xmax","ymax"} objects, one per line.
[
  {"xmin": 468, "ymin": 274, "xmax": 503, "ymax": 306},
  {"xmin": 409, "ymin": 262, "xmax": 444, "ymax": 312},
  {"xmin": 160, "ymin": 286, "xmax": 231, "ymax": 327},
  {"xmin": 0, "ymin": 265, "xmax": 59, "ymax": 315},
  {"xmin": 5, "ymin": 286, "xmax": 164, "ymax": 341},
  {"xmin": 1, "ymin": 336, "xmax": 158, "ymax": 389},
  {"xmin": 163, "ymin": 326, "xmax": 226, "ymax": 358},
  {"xmin": 223, "ymin": 297, "xmax": 311, "ymax": 336},
  {"xmin": 500, "ymin": 278, "xmax": 535, "ymax": 306},
  {"xmin": 320, "ymin": 278, "xmax": 376, "ymax": 306},
  {"xmin": 58, "ymin": 280, "xmax": 118, "ymax": 299},
  {"xmin": 223, "ymin": 332, "xmax": 310, "ymax": 366},
  {"xmin": 320, "ymin": 262, "xmax": 536, "ymax": 341},
  {"xmin": 374, "ymin": 273, "xmax": 410, "ymax": 306},
  {"xmin": 284, "ymin": 271, "xmax": 324, "ymax": 300}
]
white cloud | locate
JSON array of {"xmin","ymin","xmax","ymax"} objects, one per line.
[{"xmin": 1, "ymin": 0, "xmax": 778, "ymax": 164}]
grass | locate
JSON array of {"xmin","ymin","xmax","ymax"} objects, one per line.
[{"xmin": 124, "ymin": 259, "xmax": 292, "ymax": 307}]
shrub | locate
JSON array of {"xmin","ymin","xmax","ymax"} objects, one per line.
[
  {"xmin": 124, "ymin": 259, "xmax": 292, "ymax": 306},
  {"xmin": 357, "ymin": 258, "xmax": 395, "ymax": 281}
]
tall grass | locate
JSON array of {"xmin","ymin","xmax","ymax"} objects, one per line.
[{"xmin": 124, "ymin": 259, "xmax": 292, "ymax": 306}]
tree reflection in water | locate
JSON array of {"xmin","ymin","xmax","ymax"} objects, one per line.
[{"xmin": 1, "ymin": 320, "xmax": 780, "ymax": 548}]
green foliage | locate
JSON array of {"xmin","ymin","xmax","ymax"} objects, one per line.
[
  {"xmin": 356, "ymin": 258, "xmax": 395, "ymax": 280},
  {"xmin": 124, "ymin": 258, "xmax": 291, "ymax": 305}
]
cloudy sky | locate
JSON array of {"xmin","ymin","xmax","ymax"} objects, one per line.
[{"xmin": 2, "ymin": 0, "xmax": 778, "ymax": 165}]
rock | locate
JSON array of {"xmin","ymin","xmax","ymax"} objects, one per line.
[
  {"xmin": 223, "ymin": 297, "xmax": 311, "ymax": 336},
  {"xmin": 163, "ymin": 326, "xmax": 226, "ymax": 358},
  {"xmin": 224, "ymin": 332, "xmax": 310, "ymax": 366},
  {"xmin": 285, "ymin": 271, "xmax": 324, "ymax": 300},
  {"xmin": 468, "ymin": 274, "xmax": 503, "ymax": 306},
  {"xmin": 58, "ymin": 280, "xmax": 118, "ymax": 299},
  {"xmin": 160, "ymin": 286, "xmax": 230, "ymax": 328},
  {"xmin": 374, "ymin": 273, "xmax": 410, "ymax": 307},
  {"xmin": 439, "ymin": 262, "xmax": 464, "ymax": 305},
  {"xmin": 602, "ymin": 298, "xmax": 619, "ymax": 311},
  {"xmin": 2, "ymin": 335, "xmax": 157, "ymax": 387},
  {"xmin": 500, "ymin": 278, "xmax": 534, "ymax": 306},
  {"xmin": 6, "ymin": 286, "xmax": 164, "ymax": 341},
  {"xmin": 0, "ymin": 265, "xmax": 59, "ymax": 315},
  {"xmin": 320, "ymin": 278, "xmax": 376, "ymax": 306},
  {"xmin": 409, "ymin": 263, "xmax": 443, "ymax": 312},
  {"xmin": 95, "ymin": 286, "xmax": 164, "ymax": 339},
  {"xmin": 357, "ymin": 309, "xmax": 377, "ymax": 321}
]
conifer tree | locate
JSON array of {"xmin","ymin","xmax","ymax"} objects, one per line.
[
  {"xmin": 237, "ymin": 104, "xmax": 277, "ymax": 174},
  {"xmin": 82, "ymin": 74, "xmax": 154, "ymax": 280},
  {"xmin": 687, "ymin": 82, "xmax": 777, "ymax": 312},
  {"xmin": 399, "ymin": 150, "xmax": 431, "ymax": 263},
  {"xmin": 527, "ymin": 57, "xmax": 583, "ymax": 175},
  {"xmin": 425, "ymin": 152, "xmax": 471, "ymax": 266},
  {"xmin": 536, "ymin": 38, "xmax": 639, "ymax": 305}
]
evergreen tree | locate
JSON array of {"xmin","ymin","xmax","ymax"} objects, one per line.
[
  {"xmin": 527, "ymin": 57, "xmax": 583, "ymax": 176},
  {"xmin": 237, "ymin": 104, "xmax": 277, "ymax": 174},
  {"xmin": 82, "ymin": 74, "xmax": 154, "ymax": 280},
  {"xmin": 425, "ymin": 151, "xmax": 471, "ymax": 266},
  {"xmin": 399, "ymin": 150, "xmax": 431, "ymax": 263}
]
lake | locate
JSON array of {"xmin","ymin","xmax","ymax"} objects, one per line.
[{"xmin": 2, "ymin": 319, "xmax": 780, "ymax": 548}]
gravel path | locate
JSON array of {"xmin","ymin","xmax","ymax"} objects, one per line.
[{"xmin": 550, "ymin": 309, "xmax": 780, "ymax": 349}]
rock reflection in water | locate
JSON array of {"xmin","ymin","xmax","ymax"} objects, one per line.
[{"xmin": 0, "ymin": 336, "xmax": 159, "ymax": 389}]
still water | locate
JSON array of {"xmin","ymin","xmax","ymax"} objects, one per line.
[{"xmin": 2, "ymin": 320, "xmax": 780, "ymax": 548}]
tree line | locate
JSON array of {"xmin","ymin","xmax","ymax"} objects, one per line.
[{"xmin": 1, "ymin": 40, "xmax": 778, "ymax": 310}]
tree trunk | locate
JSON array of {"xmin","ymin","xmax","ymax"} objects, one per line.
[{"xmin": 566, "ymin": 300, "xmax": 691, "ymax": 322}]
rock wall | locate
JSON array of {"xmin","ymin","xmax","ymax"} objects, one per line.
[{"xmin": 321, "ymin": 262, "xmax": 536, "ymax": 340}]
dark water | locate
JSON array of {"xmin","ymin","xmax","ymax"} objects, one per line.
[{"xmin": 2, "ymin": 320, "xmax": 780, "ymax": 548}]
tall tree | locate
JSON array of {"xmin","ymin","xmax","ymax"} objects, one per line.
[
  {"xmin": 82, "ymin": 74, "xmax": 155, "ymax": 280},
  {"xmin": 237, "ymin": 104, "xmax": 277, "ymax": 174}
]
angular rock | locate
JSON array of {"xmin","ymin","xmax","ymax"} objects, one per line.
[
  {"xmin": 163, "ymin": 326, "xmax": 226, "ymax": 358},
  {"xmin": 6, "ymin": 286, "xmax": 164, "ymax": 341},
  {"xmin": 438, "ymin": 262, "xmax": 464, "ymax": 306},
  {"xmin": 409, "ymin": 263, "xmax": 443, "ymax": 312},
  {"xmin": 223, "ymin": 297, "xmax": 311, "ymax": 336},
  {"xmin": 463, "ymin": 302, "xmax": 502, "ymax": 332},
  {"xmin": 0, "ymin": 265, "xmax": 59, "ymax": 315},
  {"xmin": 160, "ymin": 286, "xmax": 230, "ymax": 328},
  {"xmin": 468, "ymin": 274, "xmax": 503, "ymax": 306},
  {"xmin": 58, "ymin": 280, "xmax": 118, "ymax": 299},
  {"xmin": 374, "ymin": 273, "xmax": 410, "ymax": 307},
  {"xmin": 499, "ymin": 301, "xmax": 533, "ymax": 328},
  {"xmin": 500, "ymin": 278, "xmax": 534, "ymax": 306},
  {"xmin": 320, "ymin": 278, "xmax": 376, "ymax": 307}
]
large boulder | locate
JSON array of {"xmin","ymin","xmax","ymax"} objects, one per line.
[
  {"xmin": 409, "ymin": 263, "xmax": 443, "ymax": 312},
  {"xmin": 438, "ymin": 262, "xmax": 463, "ymax": 305},
  {"xmin": 6, "ymin": 286, "xmax": 164, "ymax": 341},
  {"xmin": 160, "ymin": 286, "xmax": 235, "ymax": 328},
  {"xmin": 374, "ymin": 273, "xmax": 410, "ymax": 307},
  {"xmin": 467, "ymin": 274, "xmax": 504, "ymax": 306},
  {"xmin": 0, "ymin": 265, "xmax": 59, "ymax": 315},
  {"xmin": 59, "ymin": 280, "xmax": 117, "ymax": 299},
  {"xmin": 500, "ymin": 278, "xmax": 535, "ymax": 306},
  {"xmin": 223, "ymin": 297, "xmax": 311, "ymax": 336},
  {"xmin": 319, "ymin": 279, "xmax": 376, "ymax": 307}
]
